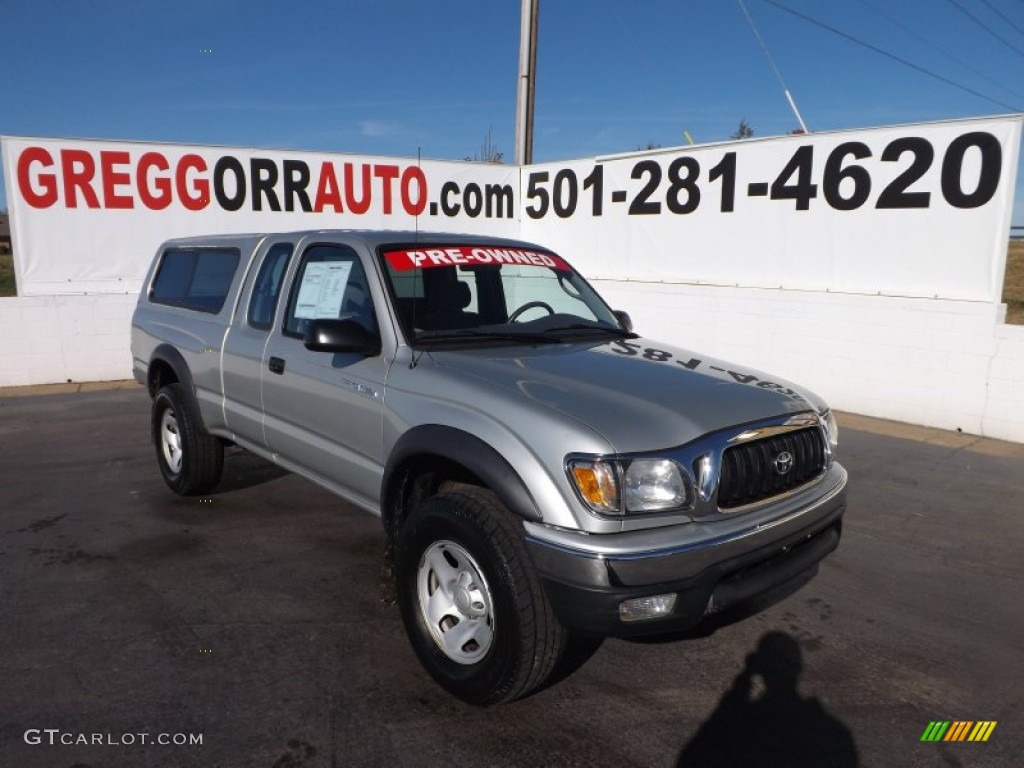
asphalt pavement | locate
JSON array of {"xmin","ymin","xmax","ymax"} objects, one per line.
[{"xmin": 0, "ymin": 387, "xmax": 1021, "ymax": 768}]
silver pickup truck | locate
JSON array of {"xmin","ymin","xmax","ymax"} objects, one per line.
[{"xmin": 131, "ymin": 230, "xmax": 847, "ymax": 705}]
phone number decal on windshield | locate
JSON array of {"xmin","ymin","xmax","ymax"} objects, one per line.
[{"xmin": 524, "ymin": 131, "xmax": 1003, "ymax": 219}]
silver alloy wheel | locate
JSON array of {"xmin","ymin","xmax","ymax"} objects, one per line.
[
  {"xmin": 416, "ymin": 540, "xmax": 495, "ymax": 664},
  {"xmin": 160, "ymin": 409, "xmax": 183, "ymax": 475}
]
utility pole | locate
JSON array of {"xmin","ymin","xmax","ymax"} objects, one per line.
[{"xmin": 515, "ymin": 0, "xmax": 539, "ymax": 165}]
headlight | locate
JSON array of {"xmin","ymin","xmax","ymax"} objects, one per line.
[
  {"xmin": 821, "ymin": 409, "xmax": 839, "ymax": 452},
  {"xmin": 568, "ymin": 457, "xmax": 692, "ymax": 515},
  {"xmin": 624, "ymin": 459, "xmax": 690, "ymax": 512}
]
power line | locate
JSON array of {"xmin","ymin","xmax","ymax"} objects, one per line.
[
  {"xmin": 738, "ymin": 0, "xmax": 788, "ymax": 92},
  {"xmin": 604, "ymin": 0, "xmax": 655, "ymax": 76},
  {"xmin": 946, "ymin": 0, "xmax": 1024, "ymax": 57},
  {"xmin": 977, "ymin": 0, "xmax": 1024, "ymax": 38},
  {"xmin": 855, "ymin": 0, "xmax": 1024, "ymax": 101},
  {"xmin": 737, "ymin": 0, "xmax": 809, "ymax": 131},
  {"xmin": 763, "ymin": 0, "xmax": 1022, "ymax": 112},
  {"xmin": 602, "ymin": 0, "xmax": 696, "ymax": 144}
]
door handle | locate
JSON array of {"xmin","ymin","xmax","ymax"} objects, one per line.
[{"xmin": 268, "ymin": 356, "xmax": 286, "ymax": 375}]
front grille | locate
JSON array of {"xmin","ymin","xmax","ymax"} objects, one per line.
[{"xmin": 717, "ymin": 427, "xmax": 826, "ymax": 509}]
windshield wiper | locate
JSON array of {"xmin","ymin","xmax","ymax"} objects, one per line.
[
  {"xmin": 415, "ymin": 328, "xmax": 562, "ymax": 345},
  {"xmin": 538, "ymin": 323, "xmax": 638, "ymax": 338}
]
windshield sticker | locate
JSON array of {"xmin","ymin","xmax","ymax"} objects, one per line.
[
  {"xmin": 384, "ymin": 246, "xmax": 570, "ymax": 272},
  {"xmin": 294, "ymin": 261, "xmax": 354, "ymax": 320}
]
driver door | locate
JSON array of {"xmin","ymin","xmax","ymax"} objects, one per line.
[{"xmin": 260, "ymin": 240, "xmax": 390, "ymax": 509}]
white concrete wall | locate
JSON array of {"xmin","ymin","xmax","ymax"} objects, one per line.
[
  {"xmin": 595, "ymin": 280, "xmax": 1024, "ymax": 444},
  {"xmin": 986, "ymin": 324, "xmax": 1024, "ymax": 441},
  {"xmin": 0, "ymin": 294, "xmax": 136, "ymax": 387},
  {"xmin": 1, "ymin": 287, "xmax": 1023, "ymax": 444}
]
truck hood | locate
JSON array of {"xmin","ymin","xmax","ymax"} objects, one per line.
[{"xmin": 427, "ymin": 337, "xmax": 825, "ymax": 453}]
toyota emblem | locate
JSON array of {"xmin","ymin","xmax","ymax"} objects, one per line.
[{"xmin": 773, "ymin": 451, "xmax": 794, "ymax": 475}]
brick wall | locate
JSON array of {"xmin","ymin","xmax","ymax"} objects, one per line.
[{"xmin": 0, "ymin": 294, "xmax": 136, "ymax": 386}]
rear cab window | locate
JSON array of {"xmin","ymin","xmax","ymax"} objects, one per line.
[{"xmin": 150, "ymin": 248, "xmax": 240, "ymax": 314}]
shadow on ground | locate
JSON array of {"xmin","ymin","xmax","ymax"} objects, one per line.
[
  {"xmin": 212, "ymin": 446, "xmax": 290, "ymax": 493},
  {"xmin": 677, "ymin": 631, "xmax": 858, "ymax": 767}
]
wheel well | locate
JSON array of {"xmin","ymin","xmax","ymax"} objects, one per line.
[
  {"xmin": 382, "ymin": 454, "xmax": 485, "ymax": 550},
  {"xmin": 147, "ymin": 359, "xmax": 179, "ymax": 398}
]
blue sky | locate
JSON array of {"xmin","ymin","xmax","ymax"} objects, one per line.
[{"xmin": 1, "ymin": 0, "xmax": 1023, "ymax": 223}]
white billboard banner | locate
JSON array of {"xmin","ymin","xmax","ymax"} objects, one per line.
[
  {"xmin": 1, "ymin": 137, "xmax": 518, "ymax": 295},
  {"xmin": 3, "ymin": 115, "xmax": 1021, "ymax": 301},
  {"xmin": 520, "ymin": 116, "xmax": 1021, "ymax": 302}
]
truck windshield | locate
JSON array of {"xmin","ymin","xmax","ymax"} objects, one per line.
[{"xmin": 380, "ymin": 244, "xmax": 625, "ymax": 344}]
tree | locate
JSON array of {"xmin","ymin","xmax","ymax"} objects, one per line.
[
  {"xmin": 731, "ymin": 120, "xmax": 754, "ymax": 140},
  {"xmin": 465, "ymin": 126, "xmax": 504, "ymax": 163}
]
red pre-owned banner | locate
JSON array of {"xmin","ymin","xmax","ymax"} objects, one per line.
[{"xmin": 384, "ymin": 246, "xmax": 570, "ymax": 272}]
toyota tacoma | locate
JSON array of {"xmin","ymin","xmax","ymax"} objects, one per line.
[{"xmin": 131, "ymin": 230, "xmax": 847, "ymax": 705}]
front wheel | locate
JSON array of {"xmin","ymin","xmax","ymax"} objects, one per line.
[
  {"xmin": 395, "ymin": 488, "xmax": 567, "ymax": 705},
  {"xmin": 151, "ymin": 383, "xmax": 224, "ymax": 495}
]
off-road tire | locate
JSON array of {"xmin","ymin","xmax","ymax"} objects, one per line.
[
  {"xmin": 151, "ymin": 383, "xmax": 224, "ymax": 495},
  {"xmin": 395, "ymin": 487, "xmax": 567, "ymax": 705}
]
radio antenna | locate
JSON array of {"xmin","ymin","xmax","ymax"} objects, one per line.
[
  {"xmin": 410, "ymin": 147, "xmax": 424, "ymax": 369},
  {"xmin": 414, "ymin": 147, "xmax": 421, "ymax": 240}
]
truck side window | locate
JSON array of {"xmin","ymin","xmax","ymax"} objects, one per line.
[
  {"xmin": 150, "ymin": 248, "xmax": 240, "ymax": 314},
  {"xmin": 247, "ymin": 243, "xmax": 293, "ymax": 330},
  {"xmin": 283, "ymin": 245, "xmax": 377, "ymax": 338}
]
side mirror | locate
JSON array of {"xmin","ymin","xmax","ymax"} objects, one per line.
[
  {"xmin": 613, "ymin": 310, "xmax": 633, "ymax": 333},
  {"xmin": 303, "ymin": 319, "xmax": 381, "ymax": 356}
]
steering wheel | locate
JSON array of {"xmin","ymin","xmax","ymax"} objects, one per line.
[{"xmin": 508, "ymin": 301, "xmax": 556, "ymax": 322}]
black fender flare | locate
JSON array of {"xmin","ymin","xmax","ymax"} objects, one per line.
[
  {"xmin": 382, "ymin": 425, "xmax": 542, "ymax": 533},
  {"xmin": 147, "ymin": 344, "xmax": 207, "ymax": 431}
]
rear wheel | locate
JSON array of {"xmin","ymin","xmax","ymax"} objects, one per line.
[
  {"xmin": 151, "ymin": 383, "xmax": 223, "ymax": 495},
  {"xmin": 395, "ymin": 488, "xmax": 567, "ymax": 705}
]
